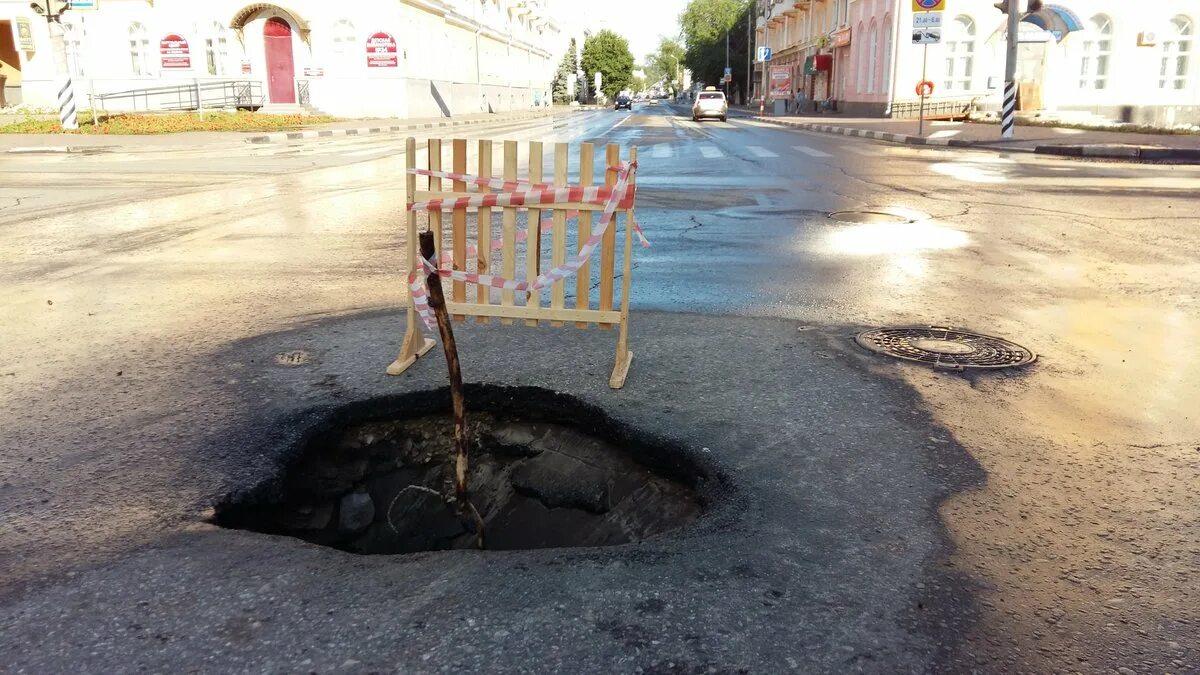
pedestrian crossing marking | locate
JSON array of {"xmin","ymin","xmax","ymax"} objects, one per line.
[
  {"xmin": 747, "ymin": 146, "xmax": 778, "ymax": 158},
  {"xmin": 838, "ymin": 144, "xmax": 877, "ymax": 155},
  {"xmin": 651, "ymin": 144, "xmax": 673, "ymax": 158},
  {"xmin": 792, "ymin": 145, "xmax": 831, "ymax": 158},
  {"xmin": 699, "ymin": 145, "xmax": 724, "ymax": 159}
]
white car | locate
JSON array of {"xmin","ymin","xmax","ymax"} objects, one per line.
[{"xmin": 692, "ymin": 90, "xmax": 728, "ymax": 122}]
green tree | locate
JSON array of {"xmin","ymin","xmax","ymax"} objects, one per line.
[
  {"xmin": 645, "ymin": 38, "xmax": 685, "ymax": 95},
  {"xmin": 581, "ymin": 30, "xmax": 635, "ymax": 99},
  {"xmin": 551, "ymin": 39, "xmax": 578, "ymax": 104},
  {"xmin": 679, "ymin": 0, "xmax": 752, "ymax": 102}
]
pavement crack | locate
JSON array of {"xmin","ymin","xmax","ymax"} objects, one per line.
[{"xmin": 681, "ymin": 216, "xmax": 706, "ymax": 238}]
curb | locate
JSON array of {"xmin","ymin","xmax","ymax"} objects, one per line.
[
  {"xmin": 5, "ymin": 146, "xmax": 72, "ymax": 154},
  {"xmin": 245, "ymin": 110, "xmax": 565, "ymax": 145},
  {"xmin": 752, "ymin": 116, "xmax": 1200, "ymax": 163}
]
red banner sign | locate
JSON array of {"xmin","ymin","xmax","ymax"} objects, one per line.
[
  {"xmin": 366, "ymin": 32, "xmax": 398, "ymax": 68},
  {"xmin": 160, "ymin": 34, "xmax": 191, "ymax": 69},
  {"xmin": 768, "ymin": 66, "xmax": 792, "ymax": 99}
]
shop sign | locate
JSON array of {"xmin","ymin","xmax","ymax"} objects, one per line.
[
  {"xmin": 160, "ymin": 34, "xmax": 191, "ymax": 69},
  {"xmin": 304, "ymin": 67, "xmax": 325, "ymax": 77},
  {"xmin": 768, "ymin": 65, "xmax": 792, "ymax": 98},
  {"xmin": 833, "ymin": 28, "xmax": 852, "ymax": 47},
  {"xmin": 15, "ymin": 17, "xmax": 34, "ymax": 50},
  {"xmin": 366, "ymin": 32, "xmax": 398, "ymax": 68}
]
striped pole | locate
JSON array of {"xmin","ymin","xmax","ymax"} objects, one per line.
[
  {"xmin": 1001, "ymin": 80, "xmax": 1016, "ymax": 138},
  {"xmin": 57, "ymin": 76, "xmax": 79, "ymax": 131}
]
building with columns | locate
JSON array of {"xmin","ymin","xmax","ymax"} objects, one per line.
[
  {"xmin": 0, "ymin": 0, "xmax": 566, "ymax": 118},
  {"xmin": 754, "ymin": 0, "xmax": 1198, "ymax": 126}
]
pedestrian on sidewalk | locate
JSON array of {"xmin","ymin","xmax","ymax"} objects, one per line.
[{"xmin": 794, "ymin": 89, "xmax": 807, "ymax": 116}]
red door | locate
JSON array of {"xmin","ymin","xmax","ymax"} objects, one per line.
[{"xmin": 264, "ymin": 18, "xmax": 295, "ymax": 104}]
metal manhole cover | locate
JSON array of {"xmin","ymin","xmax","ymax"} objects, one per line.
[
  {"xmin": 274, "ymin": 350, "xmax": 312, "ymax": 367},
  {"xmin": 828, "ymin": 210, "xmax": 914, "ymax": 224},
  {"xmin": 855, "ymin": 327, "xmax": 1036, "ymax": 370}
]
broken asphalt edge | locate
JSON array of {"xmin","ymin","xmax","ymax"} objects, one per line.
[{"xmin": 752, "ymin": 116, "xmax": 1200, "ymax": 164}]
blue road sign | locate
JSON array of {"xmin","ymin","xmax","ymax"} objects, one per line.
[{"xmin": 756, "ymin": 47, "xmax": 773, "ymax": 62}]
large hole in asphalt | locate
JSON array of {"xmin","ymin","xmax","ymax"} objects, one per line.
[{"xmin": 213, "ymin": 386, "xmax": 706, "ymax": 554}]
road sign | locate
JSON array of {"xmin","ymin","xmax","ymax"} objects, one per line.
[
  {"xmin": 912, "ymin": 0, "xmax": 946, "ymax": 10},
  {"xmin": 723, "ymin": 74, "xmax": 733, "ymax": 83},
  {"xmin": 724, "ymin": 66, "xmax": 733, "ymax": 77},
  {"xmin": 913, "ymin": 28, "xmax": 942, "ymax": 44},
  {"xmin": 913, "ymin": 12, "xmax": 943, "ymax": 28},
  {"xmin": 756, "ymin": 47, "xmax": 772, "ymax": 62},
  {"xmin": 68, "ymin": 0, "xmax": 99, "ymax": 9}
]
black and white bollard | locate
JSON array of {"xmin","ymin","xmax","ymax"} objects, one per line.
[
  {"xmin": 57, "ymin": 76, "xmax": 78, "ymax": 131},
  {"xmin": 1001, "ymin": 80, "xmax": 1016, "ymax": 139}
]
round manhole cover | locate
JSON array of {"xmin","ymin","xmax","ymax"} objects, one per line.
[
  {"xmin": 274, "ymin": 350, "xmax": 312, "ymax": 367},
  {"xmin": 828, "ymin": 210, "xmax": 914, "ymax": 225},
  {"xmin": 855, "ymin": 327, "xmax": 1036, "ymax": 370}
]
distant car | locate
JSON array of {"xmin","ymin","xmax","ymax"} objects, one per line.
[
  {"xmin": 648, "ymin": 98, "xmax": 659, "ymax": 105},
  {"xmin": 615, "ymin": 95, "xmax": 632, "ymax": 111},
  {"xmin": 692, "ymin": 89, "xmax": 728, "ymax": 122}
]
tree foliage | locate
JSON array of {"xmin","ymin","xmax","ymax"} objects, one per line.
[
  {"xmin": 551, "ymin": 39, "xmax": 578, "ymax": 104},
  {"xmin": 582, "ymin": 30, "xmax": 635, "ymax": 99},
  {"xmin": 644, "ymin": 38, "xmax": 685, "ymax": 95},
  {"xmin": 679, "ymin": 0, "xmax": 752, "ymax": 102}
]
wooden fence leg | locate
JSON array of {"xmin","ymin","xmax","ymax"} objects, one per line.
[
  {"xmin": 387, "ymin": 306, "xmax": 436, "ymax": 376},
  {"xmin": 609, "ymin": 317, "xmax": 633, "ymax": 389}
]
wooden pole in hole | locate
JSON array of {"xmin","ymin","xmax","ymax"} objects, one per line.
[{"xmin": 418, "ymin": 230, "xmax": 485, "ymax": 548}]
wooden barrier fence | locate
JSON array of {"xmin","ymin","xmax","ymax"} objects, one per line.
[{"xmin": 388, "ymin": 136, "xmax": 639, "ymax": 389}]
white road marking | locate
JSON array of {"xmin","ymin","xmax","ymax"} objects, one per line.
[
  {"xmin": 747, "ymin": 146, "xmax": 779, "ymax": 158},
  {"xmin": 927, "ymin": 130, "xmax": 962, "ymax": 140},
  {"xmin": 792, "ymin": 145, "xmax": 832, "ymax": 158},
  {"xmin": 651, "ymin": 144, "xmax": 673, "ymax": 159},
  {"xmin": 699, "ymin": 145, "xmax": 724, "ymax": 159},
  {"xmin": 838, "ymin": 144, "xmax": 878, "ymax": 155}
]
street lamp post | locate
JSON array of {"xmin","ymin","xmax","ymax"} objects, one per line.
[{"xmin": 29, "ymin": 0, "xmax": 78, "ymax": 130}]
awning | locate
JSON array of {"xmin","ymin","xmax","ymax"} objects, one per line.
[
  {"xmin": 988, "ymin": 3, "xmax": 1084, "ymax": 44},
  {"xmin": 1021, "ymin": 3, "xmax": 1084, "ymax": 42}
]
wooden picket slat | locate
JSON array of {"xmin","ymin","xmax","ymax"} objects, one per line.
[
  {"xmin": 550, "ymin": 143, "xmax": 568, "ymax": 327},
  {"xmin": 428, "ymin": 138, "xmax": 442, "ymax": 258},
  {"xmin": 574, "ymin": 143, "xmax": 594, "ymax": 328},
  {"xmin": 500, "ymin": 140, "xmax": 518, "ymax": 325},
  {"xmin": 525, "ymin": 141, "xmax": 543, "ymax": 327},
  {"xmin": 451, "ymin": 139, "xmax": 468, "ymax": 317},
  {"xmin": 598, "ymin": 143, "xmax": 619, "ymax": 331},
  {"xmin": 476, "ymin": 140, "xmax": 493, "ymax": 323}
]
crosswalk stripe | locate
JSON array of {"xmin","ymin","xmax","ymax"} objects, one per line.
[
  {"xmin": 699, "ymin": 145, "xmax": 724, "ymax": 159},
  {"xmin": 651, "ymin": 144, "xmax": 673, "ymax": 158},
  {"xmin": 747, "ymin": 146, "xmax": 778, "ymax": 158},
  {"xmin": 792, "ymin": 145, "xmax": 832, "ymax": 158},
  {"xmin": 838, "ymin": 144, "xmax": 877, "ymax": 156}
]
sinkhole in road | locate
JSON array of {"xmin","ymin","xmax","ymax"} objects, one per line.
[{"xmin": 213, "ymin": 387, "xmax": 705, "ymax": 554}]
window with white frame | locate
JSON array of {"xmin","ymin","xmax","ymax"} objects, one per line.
[
  {"xmin": 867, "ymin": 23, "xmax": 878, "ymax": 93},
  {"xmin": 129, "ymin": 22, "xmax": 152, "ymax": 76},
  {"xmin": 331, "ymin": 19, "xmax": 356, "ymax": 68},
  {"xmin": 205, "ymin": 22, "xmax": 228, "ymax": 76},
  {"xmin": 60, "ymin": 20, "xmax": 85, "ymax": 76},
  {"xmin": 1160, "ymin": 16, "xmax": 1192, "ymax": 90},
  {"xmin": 882, "ymin": 15, "xmax": 893, "ymax": 93},
  {"xmin": 943, "ymin": 16, "xmax": 975, "ymax": 91},
  {"xmin": 1079, "ymin": 15, "xmax": 1112, "ymax": 89}
]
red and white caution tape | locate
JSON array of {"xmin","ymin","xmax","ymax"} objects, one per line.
[{"xmin": 406, "ymin": 161, "xmax": 642, "ymax": 331}]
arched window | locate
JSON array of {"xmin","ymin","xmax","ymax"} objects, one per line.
[
  {"xmin": 1160, "ymin": 16, "xmax": 1193, "ymax": 90},
  {"xmin": 943, "ymin": 16, "xmax": 975, "ymax": 91},
  {"xmin": 867, "ymin": 22, "xmax": 878, "ymax": 93},
  {"xmin": 129, "ymin": 22, "xmax": 151, "ymax": 76},
  {"xmin": 205, "ymin": 22, "xmax": 228, "ymax": 76},
  {"xmin": 882, "ymin": 15, "xmax": 893, "ymax": 93},
  {"xmin": 855, "ymin": 22, "xmax": 866, "ymax": 92},
  {"xmin": 1079, "ymin": 15, "xmax": 1113, "ymax": 89},
  {"xmin": 60, "ymin": 20, "xmax": 86, "ymax": 77}
]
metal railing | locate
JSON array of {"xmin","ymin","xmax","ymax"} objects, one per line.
[
  {"xmin": 93, "ymin": 80, "xmax": 265, "ymax": 114},
  {"xmin": 890, "ymin": 96, "xmax": 979, "ymax": 120}
]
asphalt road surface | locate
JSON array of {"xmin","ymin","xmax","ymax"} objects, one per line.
[{"xmin": 2, "ymin": 105, "xmax": 1198, "ymax": 673}]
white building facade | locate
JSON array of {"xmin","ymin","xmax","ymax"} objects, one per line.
[
  {"xmin": 1, "ymin": 0, "xmax": 564, "ymax": 118},
  {"xmin": 755, "ymin": 0, "xmax": 1199, "ymax": 126}
]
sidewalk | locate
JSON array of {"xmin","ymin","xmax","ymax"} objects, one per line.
[
  {"xmin": 0, "ymin": 108, "xmax": 570, "ymax": 153},
  {"xmin": 750, "ymin": 113, "xmax": 1200, "ymax": 162}
]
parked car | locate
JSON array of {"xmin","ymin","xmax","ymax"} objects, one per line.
[
  {"xmin": 615, "ymin": 95, "xmax": 633, "ymax": 111},
  {"xmin": 692, "ymin": 88, "xmax": 728, "ymax": 122}
]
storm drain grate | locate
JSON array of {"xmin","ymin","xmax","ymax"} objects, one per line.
[{"xmin": 855, "ymin": 326, "xmax": 1036, "ymax": 370}]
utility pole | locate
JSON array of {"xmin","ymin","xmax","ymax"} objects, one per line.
[
  {"xmin": 746, "ymin": 5, "xmax": 752, "ymax": 105},
  {"xmin": 724, "ymin": 31, "xmax": 730, "ymax": 98},
  {"xmin": 1002, "ymin": 1, "xmax": 1018, "ymax": 137},
  {"xmin": 31, "ymin": 0, "xmax": 77, "ymax": 130}
]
